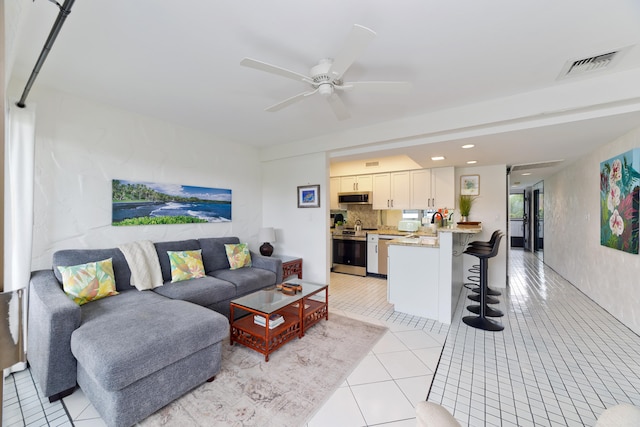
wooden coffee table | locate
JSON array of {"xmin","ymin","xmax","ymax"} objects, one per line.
[{"xmin": 229, "ymin": 279, "xmax": 328, "ymax": 361}]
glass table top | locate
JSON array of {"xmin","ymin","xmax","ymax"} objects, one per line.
[{"xmin": 230, "ymin": 279, "xmax": 326, "ymax": 315}]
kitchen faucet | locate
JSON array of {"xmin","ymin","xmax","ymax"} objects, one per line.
[{"xmin": 431, "ymin": 212, "xmax": 444, "ymax": 227}]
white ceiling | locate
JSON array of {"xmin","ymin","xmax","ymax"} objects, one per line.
[{"xmin": 7, "ymin": 0, "xmax": 640, "ymax": 189}]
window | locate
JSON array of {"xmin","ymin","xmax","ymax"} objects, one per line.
[
  {"xmin": 402, "ymin": 210, "xmax": 420, "ymax": 220},
  {"xmin": 509, "ymin": 194, "xmax": 524, "ymax": 219}
]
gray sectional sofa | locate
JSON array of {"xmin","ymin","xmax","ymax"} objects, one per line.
[{"xmin": 28, "ymin": 236, "xmax": 282, "ymax": 427}]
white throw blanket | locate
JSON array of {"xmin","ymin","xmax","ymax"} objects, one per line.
[{"xmin": 118, "ymin": 240, "xmax": 164, "ymax": 291}]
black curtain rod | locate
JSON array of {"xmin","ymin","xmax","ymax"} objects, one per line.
[{"xmin": 16, "ymin": 0, "xmax": 76, "ymax": 108}]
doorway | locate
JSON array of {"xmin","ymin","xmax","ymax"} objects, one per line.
[
  {"xmin": 533, "ymin": 188, "xmax": 544, "ymax": 251},
  {"xmin": 509, "ymin": 192, "xmax": 527, "ymax": 248}
]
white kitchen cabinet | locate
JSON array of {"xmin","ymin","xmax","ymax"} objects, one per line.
[
  {"xmin": 372, "ymin": 174, "xmax": 390, "ymax": 209},
  {"xmin": 410, "ymin": 167, "xmax": 455, "ymax": 210},
  {"xmin": 339, "ymin": 174, "xmax": 372, "ymax": 193},
  {"xmin": 410, "ymin": 169, "xmax": 431, "ymax": 209},
  {"xmin": 356, "ymin": 174, "xmax": 373, "ymax": 191},
  {"xmin": 372, "ymin": 172, "xmax": 410, "ymax": 209},
  {"xmin": 330, "ymin": 177, "xmax": 341, "ymax": 210},
  {"xmin": 432, "ymin": 167, "xmax": 455, "ymax": 209},
  {"xmin": 391, "ymin": 172, "xmax": 411, "ymax": 209}
]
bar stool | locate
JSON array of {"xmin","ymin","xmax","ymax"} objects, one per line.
[
  {"xmin": 462, "ymin": 233, "xmax": 504, "ymax": 331},
  {"xmin": 466, "ymin": 231, "xmax": 504, "ymax": 315},
  {"xmin": 465, "ymin": 248, "xmax": 501, "ymax": 306},
  {"xmin": 466, "ymin": 243, "xmax": 504, "ymax": 317},
  {"xmin": 466, "ymin": 230, "xmax": 503, "ymax": 297}
]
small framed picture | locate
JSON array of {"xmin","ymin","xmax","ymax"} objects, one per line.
[
  {"xmin": 460, "ymin": 175, "xmax": 480, "ymax": 196},
  {"xmin": 297, "ymin": 185, "xmax": 320, "ymax": 208}
]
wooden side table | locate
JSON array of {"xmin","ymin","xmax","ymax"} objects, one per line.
[{"xmin": 273, "ymin": 255, "xmax": 302, "ymax": 280}]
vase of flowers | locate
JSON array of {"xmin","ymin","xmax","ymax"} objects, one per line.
[{"xmin": 458, "ymin": 194, "xmax": 477, "ymax": 222}]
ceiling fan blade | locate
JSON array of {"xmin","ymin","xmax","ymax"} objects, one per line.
[
  {"xmin": 240, "ymin": 58, "xmax": 311, "ymax": 83},
  {"xmin": 329, "ymin": 24, "xmax": 376, "ymax": 81},
  {"xmin": 265, "ymin": 89, "xmax": 318, "ymax": 112},
  {"xmin": 326, "ymin": 93, "xmax": 351, "ymax": 121},
  {"xmin": 340, "ymin": 81, "xmax": 413, "ymax": 94}
]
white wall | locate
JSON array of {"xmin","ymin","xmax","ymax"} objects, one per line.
[
  {"xmin": 456, "ymin": 165, "xmax": 508, "ymax": 289},
  {"xmin": 261, "ymin": 68, "xmax": 640, "ymax": 163},
  {"xmin": 261, "ymin": 152, "xmax": 329, "ymax": 285},
  {"xmin": 545, "ymin": 126, "xmax": 640, "ymax": 335},
  {"xmin": 330, "ymin": 155, "xmax": 421, "ymax": 176},
  {"xmin": 23, "ymin": 87, "xmax": 263, "ymax": 270}
]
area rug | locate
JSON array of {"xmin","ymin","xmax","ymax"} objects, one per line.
[{"xmin": 140, "ymin": 313, "xmax": 387, "ymax": 427}]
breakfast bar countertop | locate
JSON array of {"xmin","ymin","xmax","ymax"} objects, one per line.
[
  {"xmin": 365, "ymin": 229, "xmax": 437, "ymax": 236},
  {"xmin": 387, "ymin": 236, "xmax": 440, "ymax": 248},
  {"xmin": 385, "ymin": 225, "xmax": 482, "ymax": 248},
  {"xmin": 438, "ymin": 225, "xmax": 483, "ymax": 234}
]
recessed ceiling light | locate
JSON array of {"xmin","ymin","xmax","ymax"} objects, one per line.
[
  {"xmin": 467, "ymin": 160, "xmax": 477, "ymax": 164},
  {"xmin": 431, "ymin": 156, "xmax": 445, "ymax": 161},
  {"xmin": 462, "ymin": 144, "xmax": 475, "ymax": 149},
  {"xmin": 521, "ymin": 172, "xmax": 531, "ymax": 176}
]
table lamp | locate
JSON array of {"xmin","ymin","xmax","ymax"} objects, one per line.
[{"xmin": 258, "ymin": 227, "xmax": 276, "ymax": 256}]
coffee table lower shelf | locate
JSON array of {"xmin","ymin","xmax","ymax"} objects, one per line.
[
  {"xmin": 298, "ymin": 299, "xmax": 328, "ymax": 334},
  {"xmin": 229, "ymin": 283, "xmax": 328, "ymax": 361},
  {"xmin": 230, "ymin": 314, "xmax": 301, "ymax": 362}
]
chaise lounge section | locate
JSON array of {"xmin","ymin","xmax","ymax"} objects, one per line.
[{"xmin": 28, "ymin": 236, "xmax": 282, "ymax": 427}]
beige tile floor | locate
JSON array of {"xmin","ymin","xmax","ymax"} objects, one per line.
[
  {"xmin": 307, "ymin": 317, "xmax": 445, "ymax": 426},
  {"xmin": 307, "ymin": 273, "xmax": 449, "ymax": 426}
]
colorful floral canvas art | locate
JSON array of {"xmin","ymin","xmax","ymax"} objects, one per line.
[{"xmin": 600, "ymin": 149, "xmax": 640, "ymax": 254}]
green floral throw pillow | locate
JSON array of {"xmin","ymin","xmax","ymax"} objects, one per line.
[
  {"xmin": 168, "ymin": 249, "xmax": 206, "ymax": 283},
  {"xmin": 58, "ymin": 258, "xmax": 119, "ymax": 306},
  {"xmin": 224, "ymin": 243, "xmax": 252, "ymax": 270}
]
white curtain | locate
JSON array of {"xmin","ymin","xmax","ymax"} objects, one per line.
[{"xmin": 3, "ymin": 103, "xmax": 36, "ymax": 374}]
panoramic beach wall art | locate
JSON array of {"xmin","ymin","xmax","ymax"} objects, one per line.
[{"xmin": 112, "ymin": 179, "xmax": 232, "ymax": 226}]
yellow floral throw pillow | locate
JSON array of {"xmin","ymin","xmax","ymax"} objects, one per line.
[
  {"xmin": 225, "ymin": 243, "xmax": 252, "ymax": 270},
  {"xmin": 168, "ymin": 250, "xmax": 206, "ymax": 283},
  {"xmin": 58, "ymin": 258, "xmax": 119, "ymax": 306}
]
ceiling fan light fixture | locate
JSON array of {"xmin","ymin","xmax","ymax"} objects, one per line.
[
  {"xmin": 318, "ymin": 83, "xmax": 334, "ymax": 97},
  {"xmin": 240, "ymin": 24, "xmax": 410, "ymax": 120}
]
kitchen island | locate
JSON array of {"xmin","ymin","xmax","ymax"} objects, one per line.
[{"xmin": 387, "ymin": 226, "xmax": 481, "ymax": 324}]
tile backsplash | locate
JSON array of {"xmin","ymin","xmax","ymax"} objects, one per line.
[
  {"xmin": 344, "ymin": 204, "xmax": 379, "ymax": 229},
  {"xmin": 331, "ymin": 205, "xmax": 410, "ymax": 230}
]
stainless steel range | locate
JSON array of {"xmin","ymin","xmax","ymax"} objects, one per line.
[{"xmin": 332, "ymin": 228, "xmax": 368, "ymax": 276}]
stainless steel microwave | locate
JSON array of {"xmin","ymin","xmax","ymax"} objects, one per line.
[{"xmin": 338, "ymin": 192, "xmax": 372, "ymax": 204}]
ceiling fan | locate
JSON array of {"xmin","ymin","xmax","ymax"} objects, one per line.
[{"xmin": 240, "ymin": 24, "xmax": 412, "ymax": 121}]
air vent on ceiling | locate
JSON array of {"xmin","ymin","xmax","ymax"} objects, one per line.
[
  {"xmin": 568, "ymin": 51, "xmax": 616, "ymax": 74},
  {"xmin": 510, "ymin": 160, "xmax": 564, "ymax": 172},
  {"xmin": 365, "ymin": 161, "xmax": 379, "ymax": 167},
  {"xmin": 558, "ymin": 47, "xmax": 630, "ymax": 80}
]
